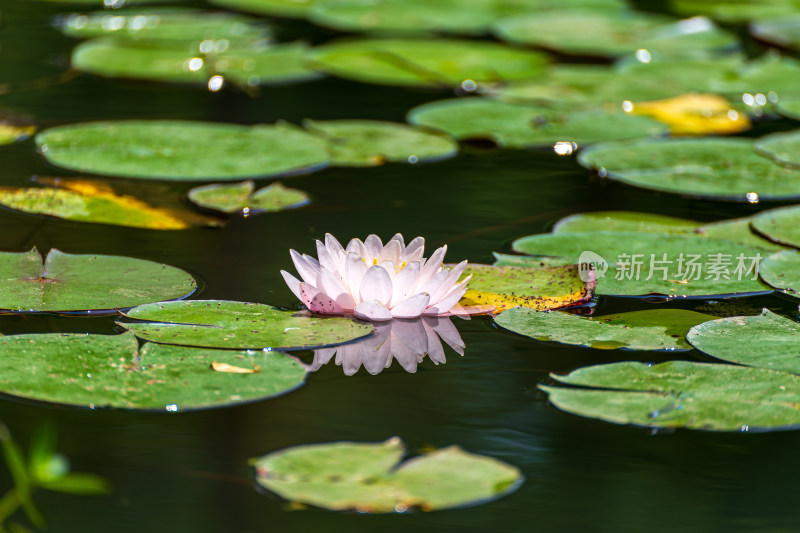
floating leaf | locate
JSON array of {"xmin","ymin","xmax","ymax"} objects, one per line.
[
  {"xmin": 0, "ymin": 331, "xmax": 307, "ymax": 410},
  {"xmin": 553, "ymin": 211, "xmax": 701, "ymax": 234},
  {"xmin": 578, "ymin": 137, "xmax": 800, "ymax": 201},
  {"xmin": 188, "ymin": 181, "xmax": 308, "ymax": 215},
  {"xmin": 687, "ymin": 309, "xmax": 800, "ymax": 373},
  {"xmin": 118, "ymin": 300, "xmax": 373, "ymax": 349},
  {"xmin": 511, "ymin": 231, "xmax": 770, "ymax": 297},
  {"xmin": 754, "ymin": 130, "xmax": 800, "ymax": 169},
  {"xmin": 252, "ymin": 437, "xmax": 521, "ymax": 512},
  {"xmin": 36, "ymin": 120, "xmax": 329, "ymax": 181},
  {"xmin": 542, "ymin": 360, "xmax": 800, "ymax": 431},
  {"xmin": 0, "ymin": 248, "xmax": 195, "ymax": 313},
  {"xmin": 408, "ymin": 98, "xmax": 666, "ymax": 148},
  {"xmin": 304, "ymin": 119, "xmax": 458, "ymax": 167},
  {"xmin": 671, "ymin": 0, "xmax": 800, "ymax": 23},
  {"xmin": 757, "ymin": 250, "xmax": 800, "ymax": 296},
  {"xmin": 72, "ymin": 39, "xmax": 321, "ymax": 87},
  {"xmin": 750, "ymin": 15, "xmax": 800, "ymax": 51},
  {"xmin": 628, "ymin": 93, "xmax": 750, "ymax": 135},
  {"xmin": 494, "ymin": 11, "xmax": 737, "ymax": 59},
  {"xmin": 776, "ymin": 96, "xmax": 800, "ymax": 121},
  {"xmin": 60, "ymin": 8, "xmax": 271, "ymax": 44},
  {"xmin": 0, "ymin": 113, "xmax": 36, "ymax": 146},
  {"xmin": 307, "ymin": 38, "xmax": 548, "ymax": 88},
  {"xmin": 458, "ymin": 264, "xmax": 594, "ymax": 313},
  {"xmin": 496, "ymin": 307, "xmax": 714, "ymax": 350},
  {"xmin": 750, "ymin": 205, "xmax": 800, "ymax": 248},
  {"xmin": 208, "ymin": 0, "xmax": 315, "ymax": 17},
  {"xmin": 0, "ymin": 180, "xmax": 216, "ymax": 229},
  {"xmin": 708, "ymin": 53, "xmax": 800, "ymax": 99},
  {"xmin": 697, "ymin": 217, "xmax": 787, "ymax": 252}
]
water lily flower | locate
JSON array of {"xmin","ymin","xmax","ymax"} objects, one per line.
[
  {"xmin": 310, "ymin": 317, "xmax": 465, "ymax": 375},
  {"xmin": 281, "ymin": 233, "xmax": 481, "ymax": 321}
]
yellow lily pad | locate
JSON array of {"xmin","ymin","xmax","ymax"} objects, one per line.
[{"xmin": 627, "ymin": 93, "xmax": 750, "ymax": 135}]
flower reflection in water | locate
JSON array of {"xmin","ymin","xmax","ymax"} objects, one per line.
[{"xmin": 310, "ymin": 316, "xmax": 465, "ymax": 375}]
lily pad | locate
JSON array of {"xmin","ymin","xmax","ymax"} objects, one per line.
[
  {"xmin": 208, "ymin": 0, "xmax": 315, "ymax": 18},
  {"xmin": 407, "ymin": 98, "xmax": 666, "ymax": 148},
  {"xmin": 511, "ymin": 231, "xmax": 770, "ymax": 297},
  {"xmin": 304, "ymin": 119, "xmax": 458, "ymax": 166},
  {"xmin": 60, "ymin": 8, "xmax": 271, "ymax": 45},
  {"xmin": 0, "ymin": 248, "xmax": 195, "ymax": 313},
  {"xmin": 553, "ymin": 211, "xmax": 701, "ymax": 234},
  {"xmin": 252, "ymin": 437, "xmax": 521, "ymax": 512},
  {"xmin": 750, "ymin": 205, "xmax": 800, "ymax": 248},
  {"xmin": 0, "ymin": 113, "xmax": 36, "ymax": 145},
  {"xmin": 629, "ymin": 93, "xmax": 750, "ymax": 135},
  {"xmin": 751, "ymin": 15, "xmax": 800, "ymax": 50},
  {"xmin": 496, "ymin": 307, "xmax": 714, "ymax": 350},
  {"xmin": 118, "ymin": 300, "xmax": 373, "ymax": 349},
  {"xmin": 494, "ymin": 11, "xmax": 737, "ymax": 59},
  {"xmin": 670, "ymin": 0, "xmax": 800, "ymax": 23},
  {"xmin": 307, "ymin": 38, "xmax": 548, "ymax": 89},
  {"xmin": 757, "ymin": 250, "xmax": 800, "ymax": 296},
  {"xmin": 697, "ymin": 217, "xmax": 787, "ymax": 252},
  {"xmin": 188, "ymin": 181, "xmax": 308, "ymax": 214},
  {"xmin": 0, "ymin": 331, "xmax": 307, "ymax": 410},
  {"xmin": 754, "ymin": 130, "xmax": 800, "ymax": 169},
  {"xmin": 72, "ymin": 39, "xmax": 321, "ymax": 87},
  {"xmin": 687, "ymin": 309, "xmax": 800, "ymax": 373},
  {"xmin": 0, "ymin": 181, "xmax": 215, "ymax": 229},
  {"xmin": 458, "ymin": 264, "xmax": 594, "ymax": 313},
  {"xmin": 776, "ymin": 96, "xmax": 800, "ymax": 121},
  {"xmin": 36, "ymin": 120, "xmax": 329, "ymax": 181},
  {"xmin": 542, "ymin": 360, "xmax": 800, "ymax": 431},
  {"xmin": 577, "ymin": 137, "xmax": 800, "ymax": 201},
  {"xmin": 708, "ymin": 53, "xmax": 800, "ymax": 99}
]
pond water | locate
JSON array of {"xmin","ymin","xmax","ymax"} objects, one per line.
[{"xmin": 3, "ymin": 0, "xmax": 800, "ymax": 531}]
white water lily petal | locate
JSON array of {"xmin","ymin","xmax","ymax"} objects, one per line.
[
  {"xmin": 405, "ymin": 236, "xmax": 425, "ymax": 262},
  {"xmin": 390, "ymin": 293, "xmax": 431, "ymax": 319},
  {"xmin": 380, "ymin": 239, "xmax": 402, "ymax": 265},
  {"xmin": 310, "ymin": 347, "xmax": 337, "ymax": 371},
  {"xmin": 345, "ymin": 252, "xmax": 368, "ymax": 302},
  {"xmin": 354, "ymin": 300, "xmax": 393, "ymax": 321},
  {"xmin": 427, "ymin": 316, "xmax": 465, "ymax": 355},
  {"xmin": 324, "ymin": 233, "xmax": 347, "ymax": 273},
  {"xmin": 430, "ymin": 260, "xmax": 468, "ymax": 303},
  {"xmin": 424, "ymin": 285, "xmax": 468, "ymax": 316},
  {"xmin": 346, "ymin": 237, "xmax": 367, "ymax": 257},
  {"xmin": 416, "ymin": 245, "xmax": 446, "ymax": 290},
  {"xmin": 317, "ymin": 268, "xmax": 356, "ymax": 311},
  {"xmin": 316, "ymin": 239, "xmax": 338, "ymax": 274},
  {"xmin": 290, "ymin": 249, "xmax": 320, "ymax": 284},
  {"xmin": 423, "ymin": 322, "xmax": 447, "ymax": 364},
  {"xmin": 299, "ymin": 282, "xmax": 344, "ymax": 315},
  {"xmin": 363, "ymin": 327, "xmax": 392, "ymax": 374},
  {"xmin": 360, "ymin": 265, "xmax": 393, "ymax": 306},
  {"xmin": 390, "ymin": 319, "xmax": 427, "ymax": 354},
  {"xmin": 364, "ymin": 234, "xmax": 383, "ymax": 261},
  {"xmin": 280, "ymin": 270, "xmax": 303, "ymax": 302},
  {"xmin": 391, "ymin": 260, "xmax": 421, "ymax": 306},
  {"xmin": 389, "ymin": 336, "xmax": 420, "ymax": 373},
  {"xmin": 418, "ymin": 269, "xmax": 451, "ymax": 300},
  {"xmin": 341, "ymin": 346, "xmax": 364, "ymax": 376}
]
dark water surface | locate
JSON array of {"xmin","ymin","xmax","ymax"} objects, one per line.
[{"xmin": 2, "ymin": 2, "xmax": 800, "ymax": 532}]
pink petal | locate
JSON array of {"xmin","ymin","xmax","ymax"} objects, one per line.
[
  {"xmin": 391, "ymin": 261, "xmax": 421, "ymax": 306},
  {"xmin": 290, "ymin": 249, "xmax": 320, "ymax": 284},
  {"xmin": 380, "ymin": 239, "xmax": 402, "ymax": 265},
  {"xmin": 360, "ymin": 265, "xmax": 393, "ymax": 306},
  {"xmin": 429, "ymin": 260, "xmax": 467, "ymax": 303},
  {"xmin": 324, "ymin": 233, "xmax": 347, "ymax": 273},
  {"xmin": 280, "ymin": 270, "xmax": 304, "ymax": 302},
  {"xmin": 418, "ymin": 269, "xmax": 450, "ymax": 300},
  {"xmin": 362, "ymin": 336, "xmax": 392, "ymax": 375},
  {"xmin": 316, "ymin": 240, "xmax": 339, "ymax": 275},
  {"xmin": 388, "ymin": 339, "xmax": 419, "ymax": 373},
  {"xmin": 422, "ymin": 321, "xmax": 447, "ymax": 363},
  {"xmin": 341, "ymin": 347, "xmax": 363, "ymax": 376},
  {"xmin": 345, "ymin": 252, "xmax": 367, "ymax": 303},
  {"xmin": 404, "ymin": 236, "xmax": 425, "ymax": 262},
  {"xmin": 389, "ymin": 233, "xmax": 405, "ymax": 248},
  {"xmin": 417, "ymin": 245, "xmax": 446, "ymax": 290},
  {"xmin": 390, "ymin": 318, "xmax": 427, "ymax": 354},
  {"xmin": 317, "ymin": 268, "xmax": 356, "ymax": 311},
  {"xmin": 354, "ymin": 300, "xmax": 393, "ymax": 321},
  {"xmin": 300, "ymin": 282, "xmax": 344, "ymax": 315},
  {"xmin": 310, "ymin": 348, "xmax": 336, "ymax": 371},
  {"xmin": 390, "ymin": 293, "xmax": 431, "ymax": 319},
  {"xmin": 346, "ymin": 237, "xmax": 367, "ymax": 257},
  {"xmin": 364, "ymin": 234, "xmax": 383, "ymax": 260},
  {"xmin": 426, "ymin": 316, "xmax": 465, "ymax": 355},
  {"xmin": 423, "ymin": 283, "xmax": 468, "ymax": 316}
]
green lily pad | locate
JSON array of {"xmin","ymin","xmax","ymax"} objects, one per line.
[
  {"xmin": 0, "ymin": 331, "xmax": 308, "ymax": 410},
  {"xmin": 750, "ymin": 205, "xmax": 800, "ymax": 248},
  {"xmin": 542, "ymin": 360, "xmax": 800, "ymax": 431},
  {"xmin": 578, "ymin": 137, "xmax": 800, "ymax": 201},
  {"xmin": 60, "ymin": 8, "xmax": 271, "ymax": 44},
  {"xmin": 776, "ymin": 96, "xmax": 800, "ymax": 121},
  {"xmin": 670, "ymin": 0, "xmax": 800, "ymax": 23},
  {"xmin": 754, "ymin": 130, "xmax": 800, "ymax": 169},
  {"xmin": 494, "ymin": 11, "xmax": 737, "ymax": 59},
  {"xmin": 751, "ymin": 15, "xmax": 800, "ymax": 50},
  {"xmin": 553, "ymin": 211, "xmax": 701, "ymax": 234},
  {"xmin": 511, "ymin": 231, "xmax": 771, "ymax": 297},
  {"xmin": 72, "ymin": 39, "xmax": 321, "ymax": 87},
  {"xmin": 697, "ymin": 217, "xmax": 787, "ymax": 252},
  {"xmin": 407, "ymin": 98, "xmax": 666, "ymax": 149},
  {"xmin": 758, "ymin": 250, "xmax": 800, "ymax": 296},
  {"xmin": 118, "ymin": 300, "xmax": 373, "ymax": 349},
  {"xmin": 36, "ymin": 120, "xmax": 329, "ymax": 181},
  {"xmin": 307, "ymin": 38, "xmax": 548, "ymax": 89},
  {"xmin": 208, "ymin": 0, "xmax": 315, "ymax": 18},
  {"xmin": 496, "ymin": 307, "xmax": 714, "ymax": 350},
  {"xmin": 188, "ymin": 181, "xmax": 308, "ymax": 214},
  {"xmin": 708, "ymin": 53, "xmax": 800, "ymax": 99},
  {"xmin": 0, "ymin": 248, "xmax": 195, "ymax": 313},
  {"xmin": 459, "ymin": 264, "xmax": 594, "ymax": 313},
  {"xmin": 304, "ymin": 119, "xmax": 458, "ymax": 167},
  {"xmin": 252, "ymin": 437, "xmax": 521, "ymax": 512},
  {"xmin": 687, "ymin": 309, "xmax": 800, "ymax": 373}
]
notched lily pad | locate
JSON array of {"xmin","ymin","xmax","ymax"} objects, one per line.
[
  {"xmin": 754, "ymin": 130, "xmax": 800, "ymax": 169},
  {"xmin": 304, "ymin": 119, "xmax": 458, "ymax": 167},
  {"xmin": 118, "ymin": 300, "xmax": 373, "ymax": 350},
  {"xmin": 0, "ymin": 331, "xmax": 307, "ymax": 410},
  {"xmin": 542, "ymin": 360, "xmax": 800, "ymax": 431},
  {"xmin": 757, "ymin": 250, "xmax": 800, "ymax": 297},
  {"xmin": 687, "ymin": 309, "xmax": 800, "ymax": 373},
  {"xmin": 307, "ymin": 38, "xmax": 548, "ymax": 89},
  {"xmin": 458, "ymin": 264, "xmax": 594, "ymax": 313},
  {"xmin": 252, "ymin": 437, "xmax": 522, "ymax": 512},
  {"xmin": 36, "ymin": 120, "xmax": 329, "ymax": 181},
  {"xmin": 496, "ymin": 307, "xmax": 714, "ymax": 350},
  {"xmin": 578, "ymin": 137, "xmax": 800, "ymax": 201},
  {"xmin": 751, "ymin": 205, "xmax": 800, "ymax": 248},
  {"xmin": 0, "ymin": 248, "xmax": 196, "ymax": 313},
  {"xmin": 187, "ymin": 181, "xmax": 309, "ymax": 214}
]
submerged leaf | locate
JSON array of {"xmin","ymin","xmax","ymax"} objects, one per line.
[
  {"xmin": 36, "ymin": 120, "xmax": 329, "ymax": 181},
  {"xmin": 0, "ymin": 248, "xmax": 196, "ymax": 313},
  {"xmin": 542, "ymin": 360, "xmax": 800, "ymax": 431},
  {"xmin": 252, "ymin": 437, "xmax": 521, "ymax": 512},
  {"xmin": 0, "ymin": 331, "xmax": 308, "ymax": 410},
  {"xmin": 188, "ymin": 181, "xmax": 308, "ymax": 214},
  {"xmin": 118, "ymin": 300, "xmax": 373, "ymax": 349}
]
